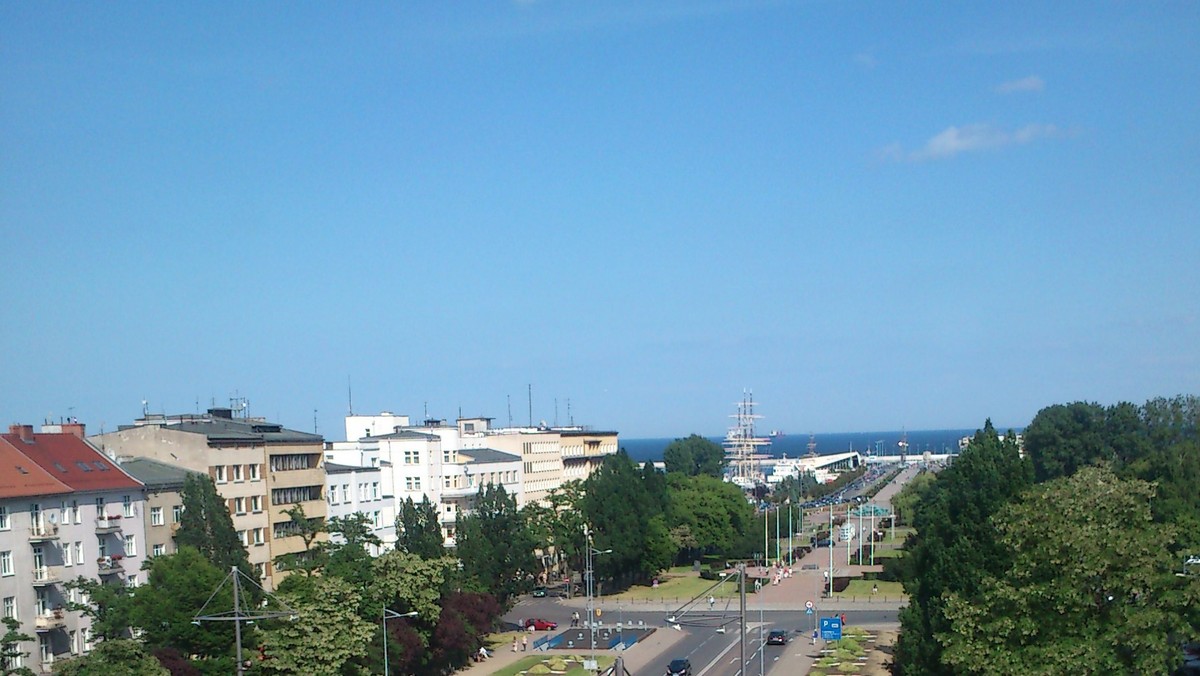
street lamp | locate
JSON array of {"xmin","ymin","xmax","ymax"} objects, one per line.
[
  {"xmin": 583, "ymin": 525, "xmax": 611, "ymax": 675},
  {"xmin": 382, "ymin": 608, "xmax": 418, "ymax": 676}
]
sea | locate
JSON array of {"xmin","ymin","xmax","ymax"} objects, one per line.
[{"xmin": 620, "ymin": 429, "xmax": 988, "ymax": 464}]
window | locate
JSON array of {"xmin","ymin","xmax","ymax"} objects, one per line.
[
  {"xmin": 123, "ymin": 535, "xmax": 137, "ymax": 557},
  {"xmin": 0, "ymin": 552, "xmax": 11, "ymax": 576},
  {"xmin": 253, "ymin": 528, "xmax": 264, "ymax": 545},
  {"xmin": 214, "ymin": 466, "xmax": 227, "ymax": 483},
  {"xmin": 443, "ymin": 450, "xmax": 452, "ymax": 463},
  {"xmin": 342, "ymin": 484, "xmax": 350, "ymax": 503},
  {"xmin": 371, "ymin": 482, "xmax": 379, "ymax": 500},
  {"xmin": 152, "ymin": 544, "xmax": 165, "ymax": 557},
  {"xmin": 64, "ymin": 544, "xmax": 73, "ymax": 567},
  {"xmin": 270, "ymin": 486, "xmax": 321, "ymax": 506},
  {"xmin": 2, "ymin": 597, "xmax": 14, "ymax": 619},
  {"xmin": 69, "ymin": 630, "xmax": 78, "ymax": 655},
  {"xmin": 238, "ymin": 530, "xmax": 248, "ymax": 547},
  {"xmin": 405, "ymin": 476, "xmax": 421, "ymax": 490},
  {"xmin": 251, "ymin": 496, "xmax": 262, "ymax": 513},
  {"xmin": 150, "ymin": 507, "xmax": 164, "ymax": 526},
  {"xmin": 328, "ymin": 485, "xmax": 338, "ymax": 504},
  {"xmin": 359, "ymin": 483, "xmax": 367, "ymax": 501},
  {"xmin": 122, "ymin": 495, "xmax": 134, "ymax": 517},
  {"xmin": 443, "ymin": 476, "xmax": 451, "ymax": 489},
  {"xmin": 0, "ymin": 506, "xmax": 7, "ymax": 530},
  {"xmin": 83, "ymin": 627, "xmax": 92, "ymax": 652},
  {"xmin": 403, "ymin": 450, "xmax": 420, "ymax": 465},
  {"xmin": 255, "ymin": 563, "xmax": 266, "ymax": 579},
  {"xmin": 232, "ymin": 464, "xmax": 243, "ymax": 482},
  {"xmin": 234, "ymin": 498, "xmax": 246, "ymax": 515},
  {"xmin": 372, "ymin": 511, "xmax": 381, "ymax": 528},
  {"xmin": 172, "ymin": 505, "xmax": 183, "ymax": 523},
  {"xmin": 248, "ymin": 463, "xmax": 260, "ymax": 481},
  {"xmin": 74, "ymin": 542, "xmax": 83, "ymax": 564},
  {"xmin": 269, "ymin": 454, "xmax": 317, "ymax": 472}
]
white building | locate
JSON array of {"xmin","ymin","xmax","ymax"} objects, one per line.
[{"xmin": 324, "ymin": 463, "xmax": 394, "ymax": 555}]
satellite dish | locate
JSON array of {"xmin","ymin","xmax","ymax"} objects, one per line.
[{"xmin": 49, "ymin": 513, "xmax": 58, "ymax": 524}]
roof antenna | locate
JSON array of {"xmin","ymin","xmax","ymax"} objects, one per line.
[
  {"xmin": 347, "ymin": 376, "xmax": 354, "ymax": 415},
  {"xmin": 507, "ymin": 395, "xmax": 512, "ymax": 427}
]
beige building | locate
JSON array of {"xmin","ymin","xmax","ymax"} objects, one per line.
[
  {"xmin": 90, "ymin": 408, "xmax": 327, "ymax": 589},
  {"xmin": 117, "ymin": 457, "xmax": 200, "ymax": 560}
]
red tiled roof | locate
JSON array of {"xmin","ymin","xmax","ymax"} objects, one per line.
[
  {"xmin": 1, "ymin": 431, "xmax": 143, "ymax": 493},
  {"xmin": 0, "ymin": 438, "xmax": 72, "ymax": 499}
]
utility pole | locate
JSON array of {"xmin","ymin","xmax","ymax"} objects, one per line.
[
  {"xmin": 739, "ymin": 563, "xmax": 746, "ymax": 675},
  {"xmin": 827, "ymin": 506, "xmax": 834, "ymax": 596}
]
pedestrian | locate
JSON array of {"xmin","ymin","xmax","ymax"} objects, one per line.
[
  {"xmin": 522, "ymin": 635, "xmax": 528, "ymax": 652},
  {"xmin": 512, "ymin": 637, "xmax": 519, "ymax": 652},
  {"xmin": 872, "ymin": 583, "xmax": 878, "ymax": 595},
  {"xmin": 707, "ymin": 595, "xmax": 715, "ymax": 611},
  {"xmin": 840, "ymin": 613, "xmax": 846, "ymax": 626}
]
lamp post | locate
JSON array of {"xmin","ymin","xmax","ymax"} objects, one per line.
[
  {"xmin": 382, "ymin": 608, "xmax": 418, "ymax": 676},
  {"xmin": 584, "ymin": 526, "xmax": 611, "ymax": 675},
  {"xmin": 193, "ymin": 567, "xmax": 295, "ymax": 676}
]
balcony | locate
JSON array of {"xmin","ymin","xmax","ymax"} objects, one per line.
[
  {"xmin": 97, "ymin": 556, "xmax": 124, "ymax": 575},
  {"xmin": 95, "ymin": 515, "xmax": 123, "ymax": 534},
  {"xmin": 34, "ymin": 610, "xmax": 66, "ymax": 631},
  {"xmin": 29, "ymin": 523, "xmax": 60, "ymax": 543},
  {"xmin": 32, "ymin": 566, "xmax": 61, "ymax": 586}
]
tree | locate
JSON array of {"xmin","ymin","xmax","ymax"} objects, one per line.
[
  {"xmin": 396, "ymin": 496, "xmax": 445, "ymax": 560},
  {"xmin": 889, "ymin": 470, "xmax": 936, "ymax": 526},
  {"xmin": 940, "ymin": 466, "xmax": 1200, "ymax": 675},
  {"xmin": 258, "ymin": 576, "xmax": 375, "ymax": 676},
  {"xmin": 582, "ymin": 451, "xmax": 674, "ymax": 586},
  {"xmin": 175, "ymin": 474, "xmax": 256, "ymax": 585},
  {"xmin": 666, "ymin": 474, "xmax": 753, "ymax": 561},
  {"xmin": 455, "ymin": 484, "xmax": 537, "ymax": 604},
  {"xmin": 1023, "ymin": 401, "xmax": 1111, "ymax": 482},
  {"xmin": 52, "ymin": 639, "xmax": 167, "ymax": 676},
  {"xmin": 272, "ymin": 503, "xmax": 328, "ymax": 576},
  {"xmin": 1, "ymin": 617, "xmax": 35, "ymax": 676},
  {"xmin": 63, "ymin": 577, "xmax": 133, "ymax": 641},
  {"xmin": 129, "ymin": 547, "xmax": 241, "ymax": 674},
  {"xmin": 893, "ymin": 421, "xmax": 1032, "ymax": 675},
  {"xmin": 662, "ymin": 434, "xmax": 726, "ymax": 477}
]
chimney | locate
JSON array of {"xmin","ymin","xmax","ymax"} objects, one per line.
[
  {"xmin": 8, "ymin": 424, "xmax": 35, "ymax": 443},
  {"xmin": 61, "ymin": 422, "xmax": 86, "ymax": 438}
]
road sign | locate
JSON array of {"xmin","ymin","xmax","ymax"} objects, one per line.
[
  {"xmin": 805, "ymin": 608, "xmax": 814, "ymax": 616},
  {"xmin": 820, "ymin": 617, "xmax": 842, "ymax": 641},
  {"xmin": 804, "ymin": 601, "xmax": 814, "ymax": 609}
]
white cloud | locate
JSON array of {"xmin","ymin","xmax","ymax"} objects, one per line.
[
  {"xmin": 884, "ymin": 123, "xmax": 1060, "ymax": 162},
  {"xmin": 995, "ymin": 75, "xmax": 1045, "ymax": 94}
]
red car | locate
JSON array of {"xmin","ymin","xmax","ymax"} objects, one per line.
[{"xmin": 523, "ymin": 618, "xmax": 558, "ymax": 631}]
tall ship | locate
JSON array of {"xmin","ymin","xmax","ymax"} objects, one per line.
[{"xmin": 723, "ymin": 391, "xmax": 772, "ymax": 488}]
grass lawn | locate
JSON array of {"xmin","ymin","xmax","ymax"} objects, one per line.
[
  {"xmin": 606, "ymin": 568, "xmax": 749, "ymax": 602},
  {"xmin": 490, "ymin": 654, "xmax": 615, "ymax": 676},
  {"xmin": 833, "ymin": 580, "xmax": 905, "ymax": 600}
]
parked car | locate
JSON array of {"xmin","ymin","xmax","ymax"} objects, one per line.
[
  {"xmin": 766, "ymin": 630, "xmax": 788, "ymax": 645},
  {"xmin": 523, "ymin": 618, "xmax": 558, "ymax": 631},
  {"xmin": 665, "ymin": 658, "xmax": 692, "ymax": 676}
]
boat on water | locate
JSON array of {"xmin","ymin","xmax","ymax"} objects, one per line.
[{"xmin": 723, "ymin": 391, "xmax": 771, "ymax": 487}]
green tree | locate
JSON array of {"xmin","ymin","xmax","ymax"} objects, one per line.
[
  {"xmin": 129, "ymin": 547, "xmax": 241, "ymax": 673},
  {"xmin": 1, "ymin": 617, "xmax": 35, "ymax": 676},
  {"xmin": 543, "ymin": 481, "xmax": 587, "ymax": 574},
  {"xmin": 1023, "ymin": 401, "xmax": 1111, "ymax": 482},
  {"xmin": 259, "ymin": 576, "xmax": 375, "ymax": 676},
  {"xmin": 272, "ymin": 503, "xmax": 328, "ymax": 576},
  {"xmin": 662, "ymin": 434, "xmax": 726, "ymax": 477},
  {"xmin": 175, "ymin": 474, "xmax": 256, "ymax": 585},
  {"xmin": 455, "ymin": 484, "xmax": 537, "ymax": 604},
  {"xmin": 582, "ymin": 451, "xmax": 674, "ymax": 586},
  {"xmin": 940, "ymin": 466, "xmax": 1200, "ymax": 675},
  {"xmin": 666, "ymin": 474, "xmax": 753, "ymax": 560},
  {"xmin": 396, "ymin": 496, "xmax": 445, "ymax": 560},
  {"xmin": 893, "ymin": 421, "xmax": 1032, "ymax": 676},
  {"xmin": 63, "ymin": 577, "xmax": 133, "ymax": 641},
  {"xmin": 51, "ymin": 639, "xmax": 167, "ymax": 676},
  {"xmin": 889, "ymin": 470, "xmax": 937, "ymax": 526}
]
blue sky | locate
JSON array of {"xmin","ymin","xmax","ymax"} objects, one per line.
[{"xmin": 2, "ymin": 1, "xmax": 1197, "ymax": 439}]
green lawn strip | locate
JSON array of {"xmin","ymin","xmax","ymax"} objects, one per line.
[
  {"xmin": 489, "ymin": 654, "xmax": 615, "ymax": 676},
  {"xmin": 833, "ymin": 579, "xmax": 905, "ymax": 599},
  {"xmin": 605, "ymin": 570, "xmax": 744, "ymax": 601}
]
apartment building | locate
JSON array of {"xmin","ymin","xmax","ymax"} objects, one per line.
[
  {"xmin": 89, "ymin": 408, "xmax": 327, "ymax": 589},
  {"xmin": 324, "ymin": 462, "xmax": 394, "ymax": 554},
  {"xmin": 0, "ymin": 423, "xmax": 147, "ymax": 673},
  {"xmin": 117, "ymin": 457, "xmax": 199, "ymax": 560}
]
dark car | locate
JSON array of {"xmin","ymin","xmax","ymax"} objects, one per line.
[
  {"xmin": 522, "ymin": 618, "xmax": 558, "ymax": 631},
  {"xmin": 766, "ymin": 629, "xmax": 788, "ymax": 645},
  {"xmin": 531, "ymin": 587, "xmax": 547, "ymax": 598},
  {"xmin": 666, "ymin": 658, "xmax": 692, "ymax": 676},
  {"xmin": 813, "ymin": 538, "xmax": 833, "ymax": 548}
]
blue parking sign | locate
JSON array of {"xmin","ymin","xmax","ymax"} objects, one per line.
[{"xmin": 820, "ymin": 617, "xmax": 842, "ymax": 641}]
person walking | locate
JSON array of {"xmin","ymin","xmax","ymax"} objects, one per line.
[
  {"xmin": 522, "ymin": 635, "xmax": 528, "ymax": 652},
  {"xmin": 707, "ymin": 595, "xmax": 715, "ymax": 611},
  {"xmin": 512, "ymin": 637, "xmax": 519, "ymax": 652}
]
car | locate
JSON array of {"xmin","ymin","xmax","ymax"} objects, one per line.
[
  {"xmin": 801, "ymin": 563, "xmax": 819, "ymax": 571},
  {"xmin": 766, "ymin": 629, "xmax": 788, "ymax": 645},
  {"xmin": 665, "ymin": 658, "xmax": 692, "ymax": 676},
  {"xmin": 523, "ymin": 618, "xmax": 558, "ymax": 631},
  {"xmin": 813, "ymin": 539, "xmax": 833, "ymax": 548},
  {"xmin": 531, "ymin": 587, "xmax": 547, "ymax": 598}
]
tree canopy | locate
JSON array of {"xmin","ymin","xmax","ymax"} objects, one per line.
[
  {"xmin": 940, "ymin": 466, "xmax": 1200, "ymax": 675},
  {"xmin": 396, "ymin": 496, "xmax": 444, "ymax": 560},
  {"xmin": 662, "ymin": 434, "xmax": 726, "ymax": 477},
  {"xmin": 174, "ymin": 474, "xmax": 255, "ymax": 585},
  {"xmin": 454, "ymin": 483, "xmax": 537, "ymax": 605}
]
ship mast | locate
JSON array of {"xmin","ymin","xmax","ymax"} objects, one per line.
[{"xmin": 723, "ymin": 390, "xmax": 770, "ymax": 484}]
